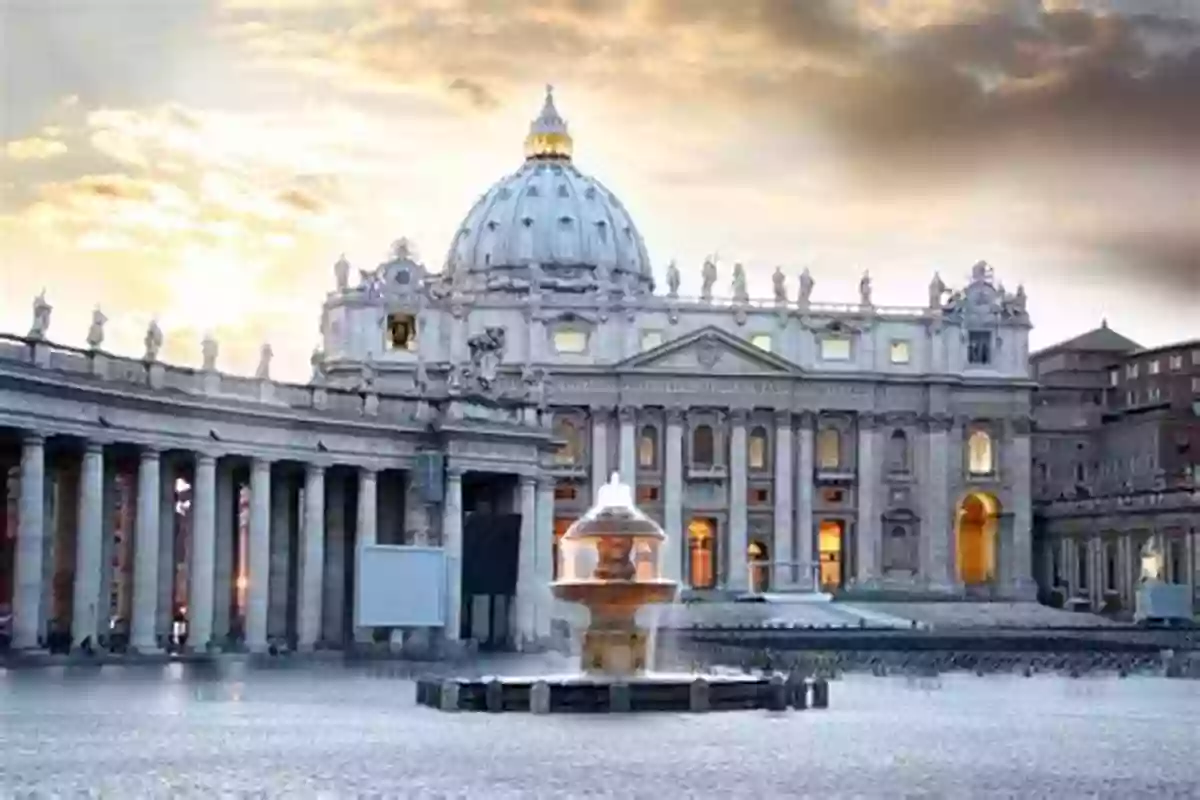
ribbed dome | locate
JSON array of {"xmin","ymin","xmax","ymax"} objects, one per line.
[{"xmin": 443, "ymin": 87, "xmax": 653, "ymax": 296}]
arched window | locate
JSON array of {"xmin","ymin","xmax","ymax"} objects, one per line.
[
  {"xmin": 887, "ymin": 430, "xmax": 908, "ymax": 473},
  {"xmin": 884, "ymin": 525, "xmax": 915, "ymax": 573},
  {"xmin": 748, "ymin": 426, "xmax": 769, "ymax": 470},
  {"xmin": 692, "ymin": 424, "xmax": 715, "ymax": 467},
  {"xmin": 817, "ymin": 428, "xmax": 841, "ymax": 470},
  {"xmin": 748, "ymin": 540, "xmax": 770, "ymax": 593},
  {"xmin": 553, "ymin": 418, "xmax": 583, "ymax": 466},
  {"xmin": 687, "ymin": 519, "xmax": 716, "ymax": 589},
  {"xmin": 638, "ymin": 425, "xmax": 658, "ymax": 469},
  {"xmin": 967, "ymin": 429, "xmax": 993, "ymax": 475}
]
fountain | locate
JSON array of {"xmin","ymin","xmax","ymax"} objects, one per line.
[{"xmin": 417, "ymin": 474, "xmax": 820, "ymax": 713}]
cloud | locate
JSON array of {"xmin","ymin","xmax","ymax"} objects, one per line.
[{"xmin": 3, "ymin": 136, "xmax": 68, "ymax": 160}]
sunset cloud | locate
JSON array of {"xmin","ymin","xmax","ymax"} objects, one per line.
[{"xmin": 3, "ymin": 136, "xmax": 68, "ymax": 161}]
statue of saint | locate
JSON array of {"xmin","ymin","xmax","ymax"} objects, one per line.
[
  {"xmin": 1013, "ymin": 283, "xmax": 1027, "ymax": 314},
  {"xmin": 859, "ymin": 270, "xmax": 873, "ymax": 307},
  {"xmin": 798, "ymin": 267, "xmax": 814, "ymax": 307},
  {"xmin": 28, "ymin": 290, "xmax": 52, "ymax": 340},
  {"xmin": 771, "ymin": 266, "xmax": 787, "ymax": 304},
  {"xmin": 928, "ymin": 271, "xmax": 946, "ymax": 309},
  {"xmin": 732, "ymin": 262, "xmax": 748, "ymax": 302},
  {"xmin": 255, "ymin": 343, "xmax": 273, "ymax": 380},
  {"xmin": 86, "ymin": 306, "xmax": 107, "ymax": 350},
  {"xmin": 521, "ymin": 363, "xmax": 546, "ymax": 407},
  {"xmin": 333, "ymin": 254, "xmax": 350, "ymax": 292},
  {"xmin": 665, "ymin": 260, "xmax": 681, "ymax": 298},
  {"xmin": 390, "ymin": 238, "xmax": 412, "ymax": 261},
  {"xmin": 467, "ymin": 326, "xmax": 506, "ymax": 392},
  {"xmin": 201, "ymin": 333, "xmax": 219, "ymax": 372},
  {"xmin": 144, "ymin": 319, "xmax": 163, "ymax": 362},
  {"xmin": 700, "ymin": 256, "xmax": 717, "ymax": 301}
]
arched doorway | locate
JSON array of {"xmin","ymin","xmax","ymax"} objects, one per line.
[
  {"xmin": 956, "ymin": 492, "xmax": 999, "ymax": 585},
  {"xmin": 686, "ymin": 518, "xmax": 716, "ymax": 589},
  {"xmin": 748, "ymin": 540, "xmax": 769, "ymax": 594}
]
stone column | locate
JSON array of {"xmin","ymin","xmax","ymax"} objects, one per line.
[
  {"xmin": 618, "ymin": 405, "xmax": 637, "ymax": 488},
  {"xmin": 795, "ymin": 412, "xmax": 816, "ymax": 591},
  {"xmin": 188, "ymin": 453, "xmax": 217, "ymax": 652},
  {"xmin": 855, "ymin": 413, "xmax": 882, "ymax": 585},
  {"xmin": 71, "ymin": 441, "xmax": 105, "ymax": 647},
  {"xmin": 156, "ymin": 457, "xmax": 177, "ymax": 641},
  {"xmin": 924, "ymin": 414, "xmax": 954, "ymax": 588},
  {"xmin": 402, "ymin": 470, "xmax": 429, "ymax": 544},
  {"xmin": 514, "ymin": 475, "xmax": 538, "ymax": 647},
  {"xmin": 298, "ymin": 464, "xmax": 325, "ymax": 650},
  {"xmin": 590, "ymin": 404, "xmax": 609, "ymax": 503},
  {"xmin": 727, "ymin": 410, "xmax": 749, "ymax": 592},
  {"xmin": 131, "ymin": 447, "xmax": 162, "ymax": 652},
  {"xmin": 246, "ymin": 457, "xmax": 272, "ymax": 653},
  {"xmin": 323, "ymin": 473, "xmax": 347, "ymax": 646},
  {"xmin": 442, "ymin": 466, "xmax": 464, "ymax": 641},
  {"xmin": 663, "ymin": 407, "xmax": 685, "ymax": 583},
  {"xmin": 13, "ymin": 433, "xmax": 46, "ymax": 650},
  {"xmin": 267, "ymin": 471, "xmax": 292, "ymax": 641},
  {"xmin": 534, "ymin": 476, "xmax": 555, "ymax": 639},
  {"xmin": 212, "ymin": 461, "xmax": 234, "ymax": 643},
  {"xmin": 773, "ymin": 411, "xmax": 794, "ymax": 589},
  {"xmin": 353, "ymin": 467, "xmax": 377, "ymax": 642},
  {"xmin": 1009, "ymin": 417, "xmax": 1035, "ymax": 598}
]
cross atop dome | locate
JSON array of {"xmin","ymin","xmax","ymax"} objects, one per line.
[{"xmin": 525, "ymin": 84, "xmax": 574, "ymax": 160}]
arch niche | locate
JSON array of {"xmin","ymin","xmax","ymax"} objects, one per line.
[{"xmin": 956, "ymin": 492, "xmax": 1000, "ymax": 585}]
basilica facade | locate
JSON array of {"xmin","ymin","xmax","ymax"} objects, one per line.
[{"xmin": 0, "ymin": 89, "xmax": 1036, "ymax": 654}]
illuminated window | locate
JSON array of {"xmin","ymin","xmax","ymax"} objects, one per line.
[
  {"xmin": 748, "ymin": 426, "xmax": 768, "ymax": 470},
  {"xmin": 638, "ymin": 425, "xmax": 658, "ymax": 469},
  {"xmin": 385, "ymin": 313, "xmax": 418, "ymax": 351},
  {"xmin": 640, "ymin": 330, "xmax": 663, "ymax": 351},
  {"xmin": 1169, "ymin": 354, "xmax": 1182, "ymax": 370},
  {"xmin": 553, "ymin": 329, "xmax": 588, "ymax": 354},
  {"xmin": 687, "ymin": 519, "xmax": 716, "ymax": 589},
  {"xmin": 1109, "ymin": 370, "xmax": 1119, "ymax": 386},
  {"xmin": 751, "ymin": 487, "xmax": 770, "ymax": 504},
  {"xmin": 818, "ymin": 520, "xmax": 843, "ymax": 590},
  {"xmin": 889, "ymin": 340, "xmax": 910, "ymax": 364},
  {"xmin": 691, "ymin": 424, "xmax": 715, "ymax": 467},
  {"xmin": 820, "ymin": 336, "xmax": 851, "ymax": 361},
  {"xmin": 750, "ymin": 334, "xmax": 772, "ymax": 352},
  {"xmin": 748, "ymin": 540, "xmax": 769, "ymax": 593},
  {"xmin": 553, "ymin": 482, "xmax": 577, "ymax": 501},
  {"xmin": 817, "ymin": 428, "xmax": 841, "ymax": 469},
  {"xmin": 967, "ymin": 429, "xmax": 994, "ymax": 475},
  {"xmin": 553, "ymin": 418, "xmax": 584, "ymax": 465},
  {"xmin": 636, "ymin": 485, "xmax": 660, "ymax": 503}
]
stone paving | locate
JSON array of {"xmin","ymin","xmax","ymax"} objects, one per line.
[
  {"xmin": 842, "ymin": 601, "xmax": 1123, "ymax": 629},
  {"xmin": 3, "ymin": 662, "xmax": 1199, "ymax": 798}
]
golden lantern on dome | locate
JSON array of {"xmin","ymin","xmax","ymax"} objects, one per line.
[{"xmin": 524, "ymin": 84, "xmax": 574, "ymax": 160}]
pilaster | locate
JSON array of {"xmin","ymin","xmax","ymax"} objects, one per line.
[
  {"xmin": 1009, "ymin": 416, "xmax": 1035, "ymax": 597},
  {"xmin": 923, "ymin": 413, "xmax": 954, "ymax": 588},
  {"xmin": 590, "ymin": 404, "xmax": 610, "ymax": 503},
  {"xmin": 726, "ymin": 409, "xmax": 749, "ymax": 592},
  {"xmin": 663, "ymin": 407, "xmax": 685, "ymax": 583},
  {"xmin": 772, "ymin": 410, "xmax": 794, "ymax": 589},
  {"xmin": 353, "ymin": 467, "xmax": 378, "ymax": 643},
  {"xmin": 13, "ymin": 433, "xmax": 45, "ymax": 650},
  {"xmin": 534, "ymin": 476, "xmax": 555, "ymax": 639}
]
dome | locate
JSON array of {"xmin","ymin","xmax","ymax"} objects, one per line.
[{"xmin": 444, "ymin": 86, "xmax": 654, "ymax": 296}]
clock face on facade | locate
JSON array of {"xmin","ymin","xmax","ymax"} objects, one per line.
[{"xmin": 395, "ymin": 268, "xmax": 410, "ymax": 285}]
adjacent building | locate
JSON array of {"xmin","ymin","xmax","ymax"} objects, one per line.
[
  {"xmin": 1031, "ymin": 325, "xmax": 1200, "ymax": 614},
  {"xmin": 0, "ymin": 89, "xmax": 1038, "ymax": 655}
]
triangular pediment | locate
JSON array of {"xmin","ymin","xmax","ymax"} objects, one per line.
[{"xmin": 615, "ymin": 326, "xmax": 801, "ymax": 375}]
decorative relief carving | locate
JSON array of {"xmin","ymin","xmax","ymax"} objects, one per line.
[{"xmin": 696, "ymin": 336, "xmax": 723, "ymax": 368}]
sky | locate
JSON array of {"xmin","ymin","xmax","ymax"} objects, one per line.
[{"xmin": 1, "ymin": 0, "xmax": 1197, "ymax": 380}]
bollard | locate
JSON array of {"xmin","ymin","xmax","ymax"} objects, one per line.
[
  {"xmin": 810, "ymin": 677, "xmax": 829, "ymax": 709},
  {"xmin": 689, "ymin": 677, "xmax": 710, "ymax": 713},
  {"xmin": 609, "ymin": 682, "xmax": 632, "ymax": 713},
  {"xmin": 530, "ymin": 680, "xmax": 551, "ymax": 715},
  {"xmin": 787, "ymin": 672, "xmax": 808, "ymax": 710},
  {"xmin": 439, "ymin": 680, "xmax": 460, "ymax": 712},
  {"xmin": 766, "ymin": 673, "xmax": 788, "ymax": 712},
  {"xmin": 486, "ymin": 678, "xmax": 505, "ymax": 712}
]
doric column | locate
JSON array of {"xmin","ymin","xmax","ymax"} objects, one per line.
[
  {"xmin": 156, "ymin": 457, "xmax": 177, "ymax": 641},
  {"xmin": 246, "ymin": 457, "xmax": 272, "ymax": 652},
  {"xmin": 212, "ymin": 461, "xmax": 234, "ymax": 642},
  {"xmin": 1009, "ymin": 416, "xmax": 1035, "ymax": 598},
  {"xmin": 353, "ymin": 467, "xmax": 378, "ymax": 642},
  {"xmin": 515, "ymin": 475, "xmax": 538, "ymax": 647},
  {"xmin": 924, "ymin": 414, "xmax": 954, "ymax": 587},
  {"xmin": 727, "ymin": 409, "xmax": 749, "ymax": 592},
  {"xmin": 187, "ymin": 453, "xmax": 217, "ymax": 651},
  {"xmin": 795, "ymin": 412, "xmax": 815, "ymax": 591},
  {"xmin": 13, "ymin": 433, "xmax": 46, "ymax": 649},
  {"xmin": 663, "ymin": 407, "xmax": 685, "ymax": 583},
  {"xmin": 773, "ymin": 410, "xmax": 794, "ymax": 589},
  {"xmin": 131, "ymin": 447, "xmax": 162, "ymax": 652},
  {"xmin": 534, "ymin": 476, "xmax": 555, "ymax": 639},
  {"xmin": 855, "ymin": 413, "xmax": 881, "ymax": 584},
  {"xmin": 267, "ymin": 471, "xmax": 292, "ymax": 641},
  {"xmin": 618, "ymin": 405, "xmax": 637, "ymax": 488},
  {"xmin": 590, "ymin": 404, "xmax": 609, "ymax": 503},
  {"xmin": 442, "ymin": 466, "xmax": 464, "ymax": 641},
  {"xmin": 72, "ymin": 441, "xmax": 105, "ymax": 647},
  {"xmin": 298, "ymin": 463, "xmax": 325, "ymax": 650},
  {"xmin": 323, "ymin": 472, "xmax": 347, "ymax": 645}
]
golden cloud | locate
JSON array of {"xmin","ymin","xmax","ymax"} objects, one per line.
[{"xmin": 4, "ymin": 136, "xmax": 68, "ymax": 160}]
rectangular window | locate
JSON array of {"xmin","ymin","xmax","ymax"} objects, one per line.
[
  {"xmin": 640, "ymin": 330, "xmax": 663, "ymax": 351},
  {"xmin": 820, "ymin": 336, "xmax": 851, "ymax": 361},
  {"xmin": 1192, "ymin": 377, "xmax": 1200, "ymax": 393},
  {"xmin": 1192, "ymin": 350, "xmax": 1200, "ymax": 365},
  {"xmin": 889, "ymin": 340, "xmax": 911, "ymax": 364},
  {"xmin": 1126, "ymin": 363, "xmax": 1139, "ymax": 379},
  {"xmin": 1148, "ymin": 359, "xmax": 1160, "ymax": 375},
  {"xmin": 1126, "ymin": 390, "xmax": 1136, "ymax": 406},
  {"xmin": 553, "ymin": 483, "xmax": 577, "ymax": 501},
  {"xmin": 1169, "ymin": 354, "xmax": 1183, "ymax": 370},
  {"xmin": 967, "ymin": 331, "xmax": 992, "ymax": 365},
  {"xmin": 751, "ymin": 487, "xmax": 770, "ymax": 504},
  {"xmin": 1109, "ymin": 370, "xmax": 1119, "ymax": 387},
  {"xmin": 385, "ymin": 313, "xmax": 418, "ymax": 351},
  {"xmin": 1149, "ymin": 386, "xmax": 1161, "ymax": 402},
  {"xmin": 636, "ymin": 485, "xmax": 660, "ymax": 503},
  {"xmin": 553, "ymin": 330, "xmax": 588, "ymax": 354},
  {"xmin": 750, "ymin": 333, "xmax": 772, "ymax": 352}
]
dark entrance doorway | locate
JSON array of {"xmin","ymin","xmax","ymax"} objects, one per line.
[{"xmin": 460, "ymin": 473, "xmax": 520, "ymax": 650}]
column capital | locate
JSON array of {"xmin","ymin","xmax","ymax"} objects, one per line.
[
  {"xmin": 730, "ymin": 408, "xmax": 750, "ymax": 426},
  {"xmin": 773, "ymin": 410, "xmax": 792, "ymax": 428},
  {"xmin": 617, "ymin": 405, "xmax": 637, "ymax": 424},
  {"xmin": 83, "ymin": 439, "xmax": 107, "ymax": 455},
  {"xmin": 857, "ymin": 411, "xmax": 880, "ymax": 430},
  {"xmin": 519, "ymin": 474, "xmax": 538, "ymax": 488},
  {"xmin": 20, "ymin": 431, "xmax": 45, "ymax": 448},
  {"xmin": 251, "ymin": 456, "xmax": 273, "ymax": 471},
  {"xmin": 358, "ymin": 465, "xmax": 378, "ymax": 479},
  {"xmin": 139, "ymin": 445, "xmax": 161, "ymax": 461},
  {"xmin": 665, "ymin": 406, "xmax": 686, "ymax": 425},
  {"xmin": 304, "ymin": 462, "xmax": 327, "ymax": 478},
  {"xmin": 796, "ymin": 410, "xmax": 817, "ymax": 430},
  {"xmin": 589, "ymin": 401, "xmax": 615, "ymax": 415},
  {"xmin": 446, "ymin": 464, "xmax": 467, "ymax": 479},
  {"xmin": 921, "ymin": 413, "xmax": 955, "ymax": 433}
]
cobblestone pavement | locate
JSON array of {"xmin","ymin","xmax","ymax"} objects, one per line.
[{"xmin": 3, "ymin": 662, "xmax": 1198, "ymax": 799}]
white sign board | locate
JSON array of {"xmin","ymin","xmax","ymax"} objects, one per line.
[{"xmin": 355, "ymin": 545, "xmax": 446, "ymax": 628}]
